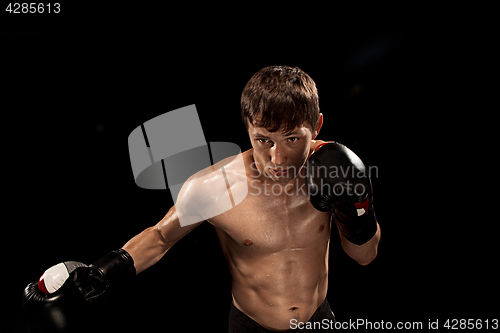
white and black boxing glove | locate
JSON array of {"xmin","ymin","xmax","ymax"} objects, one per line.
[{"xmin": 22, "ymin": 249, "xmax": 136, "ymax": 333}]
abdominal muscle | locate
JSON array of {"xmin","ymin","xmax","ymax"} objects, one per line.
[{"xmin": 228, "ymin": 243, "xmax": 330, "ymax": 331}]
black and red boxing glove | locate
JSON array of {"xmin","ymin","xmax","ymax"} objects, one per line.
[
  {"xmin": 306, "ymin": 142, "xmax": 378, "ymax": 245},
  {"xmin": 22, "ymin": 249, "xmax": 135, "ymax": 333}
]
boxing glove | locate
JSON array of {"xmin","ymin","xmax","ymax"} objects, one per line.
[
  {"xmin": 22, "ymin": 249, "xmax": 135, "ymax": 332},
  {"xmin": 306, "ymin": 142, "xmax": 378, "ymax": 245}
]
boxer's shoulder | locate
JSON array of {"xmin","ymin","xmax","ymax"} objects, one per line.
[
  {"xmin": 309, "ymin": 140, "xmax": 333, "ymax": 156},
  {"xmin": 174, "ymin": 151, "xmax": 249, "ymax": 224},
  {"xmin": 311, "ymin": 139, "xmax": 325, "ymax": 150}
]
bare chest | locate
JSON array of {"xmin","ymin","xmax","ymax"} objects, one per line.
[{"xmin": 210, "ymin": 190, "xmax": 331, "ymax": 254}]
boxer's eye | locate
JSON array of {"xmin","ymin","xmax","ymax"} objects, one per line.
[
  {"xmin": 287, "ymin": 137, "xmax": 298, "ymax": 143},
  {"xmin": 257, "ymin": 138, "xmax": 270, "ymax": 144}
]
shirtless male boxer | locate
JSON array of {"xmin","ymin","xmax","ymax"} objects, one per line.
[{"xmin": 23, "ymin": 66, "xmax": 381, "ymax": 332}]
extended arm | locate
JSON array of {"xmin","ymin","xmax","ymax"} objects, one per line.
[
  {"xmin": 22, "ymin": 154, "xmax": 228, "ymax": 332},
  {"xmin": 122, "ymin": 206, "xmax": 202, "ymax": 274}
]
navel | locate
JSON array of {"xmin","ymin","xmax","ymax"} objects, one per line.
[
  {"xmin": 319, "ymin": 225, "xmax": 325, "ymax": 232},
  {"xmin": 290, "ymin": 306, "xmax": 299, "ymax": 311},
  {"xmin": 243, "ymin": 239, "xmax": 253, "ymax": 246}
]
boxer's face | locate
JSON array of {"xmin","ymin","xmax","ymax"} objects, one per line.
[{"xmin": 248, "ymin": 117, "xmax": 322, "ymax": 183}]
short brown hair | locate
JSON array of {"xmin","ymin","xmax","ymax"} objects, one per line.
[{"xmin": 241, "ymin": 65, "xmax": 320, "ymax": 134}]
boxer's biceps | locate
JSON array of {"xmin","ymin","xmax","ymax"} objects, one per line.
[{"xmin": 153, "ymin": 204, "xmax": 202, "ymax": 248}]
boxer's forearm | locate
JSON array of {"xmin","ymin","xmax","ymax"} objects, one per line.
[
  {"xmin": 339, "ymin": 222, "xmax": 380, "ymax": 266},
  {"xmin": 122, "ymin": 227, "xmax": 172, "ymax": 274},
  {"xmin": 122, "ymin": 206, "xmax": 202, "ymax": 274}
]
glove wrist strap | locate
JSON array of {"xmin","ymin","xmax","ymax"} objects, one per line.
[
  {"xmin": 91, "ymin": 249, "xmax": 136, "ymax": 286},
  {"xmin": 335, "ymin": 201, "xmax": 378, "ymax": 245}
]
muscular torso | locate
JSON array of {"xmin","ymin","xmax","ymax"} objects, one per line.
[{"xmin": 207, "ymin": 143, "xmax": 332, "ymax": 331}]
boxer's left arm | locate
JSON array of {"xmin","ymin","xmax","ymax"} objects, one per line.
[
  {"xmin": 307, "ymin": 142, "xmax": 381, "ymax": 265},
  {"xmin": 338, "ymin": 220, "xmax": 380, "ymax": 266}
]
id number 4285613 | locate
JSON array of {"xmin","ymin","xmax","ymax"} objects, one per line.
[
  {"xmin": 443, "ymin": 318, "xmax": 498, "ymax": 330},
  {"xmin": 5, "ymin": 3, "xmax": 60, "ymax": 14}
]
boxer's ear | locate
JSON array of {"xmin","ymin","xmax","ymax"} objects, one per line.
[{"xmin": 312, "ymin": 113, "xmax": 323, "ymax": 140}]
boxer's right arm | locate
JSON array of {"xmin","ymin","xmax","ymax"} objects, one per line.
[
  {"xmin": 122, "ymin": 165, "xmax": 215, "ymax": 273},
  {"xmin": 22, "ymin": 167, "xmax": 212, "ymax": 332},
  {"xmin": 122, "ymin": 205, "xmax": 202, "ymax": 274}
]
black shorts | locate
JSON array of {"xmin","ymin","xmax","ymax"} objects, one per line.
[{"xmin": 228, "ymin": 298, "xmax": 337, "ymax": 332}]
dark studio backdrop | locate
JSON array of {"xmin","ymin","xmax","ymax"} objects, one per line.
[{"xmin": 3, "ymin": 5, "xmax": 496, "ymax": 332}]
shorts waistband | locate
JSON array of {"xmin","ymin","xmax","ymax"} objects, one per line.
[{"xmin": 228, "ymin": 297, "xmax": 336, "ymax": 332}]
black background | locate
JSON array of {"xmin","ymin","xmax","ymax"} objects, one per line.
[{"xmin": 2, "ymin": 4, "xmax": 497, "ymax": 332}]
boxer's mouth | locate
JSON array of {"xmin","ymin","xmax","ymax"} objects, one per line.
[{"xmin": 271, "ymin": 169, "xmax": 289, "ymax": 177}]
